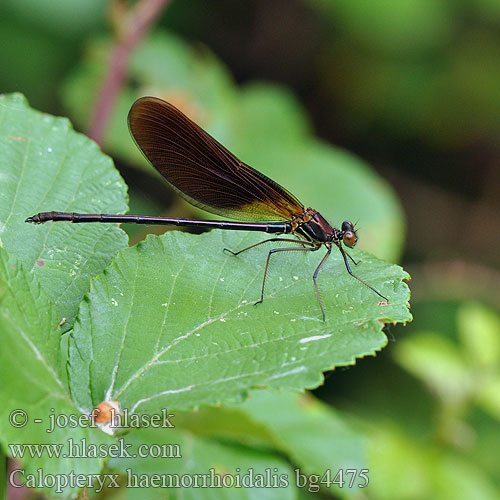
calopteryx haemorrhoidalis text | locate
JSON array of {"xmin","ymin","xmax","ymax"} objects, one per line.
[{"xmin": 26, "ymin": 96, "xmax": 388, "ymax": 320}]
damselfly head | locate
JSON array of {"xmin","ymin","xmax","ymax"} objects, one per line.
[{"xmin": 341, "ymin": 220, "xmax": 358, "ymax": 248}]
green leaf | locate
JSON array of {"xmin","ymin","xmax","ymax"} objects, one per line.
[
  {"xmin": 228, "ymin": 83, "xmax": 312, "ymax": 154},
  {"xmin": 0, "ymin": 247, "xmax": 112, "ymax": 497},
  {"xmin": 467, "ymin": 409, "xmax": 500, "ymax": 485},
  {"xmin": 457, "ymin": 303, "xmax": 500, "ymax": 419},
  {"xmin": 313, "ymin": 0, "xmax": 453, "ymax": 53},
  {"xmin": 457, "ymin": 302, "xmax": 500, "ymax": 368},
  {"xmin": 174, "ymin": 406, "xmax": 276, "ymax": 449},
  {"xmin": 109, "ymin": 427, "xmax": 296, "ymax": 499},
  {"xmin": 2, "ymin": 0, "xmax": 107, "ymax": 38},
  {"xmin": 366, "ymin": 426, "xmax": 433, "ymax": 500},
  {"xmin": 0, "ymin": 93, "xmax": 129, "ymax": 327},
  {"xmin": 175, "ymin": 391, "xmax": 367, "ymax": 497},
  {"xmin": 240, "ymin": 391, "xmax": 366, "ymax": 495},
  {"xmin": 367, "ymin": 423, "xmax": 500, "ymax": 500},
  {"xmin": 68, "ymin": 230, "xmax": 411, "ymax": 414},
  {"xmin": 432, "ymin": 452, "xmax": 500, "ymax": 500},
  {"xmin": 394, "ymin": 331, "xmax": 472, "ymax": 405}
]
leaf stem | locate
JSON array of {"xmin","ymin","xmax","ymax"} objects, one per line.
[{"xmin": 87, "ymin": 0, "xmax": 171, "ymax": 144}]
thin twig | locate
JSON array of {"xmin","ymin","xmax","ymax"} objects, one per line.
[{"xmin": 88, "ymin": 0, "xmax": 171, "ymax": 144}]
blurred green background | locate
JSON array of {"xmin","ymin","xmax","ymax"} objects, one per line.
[{"xmin": 1, "ymin": 0, "xmax": 499, "ymax": 498}]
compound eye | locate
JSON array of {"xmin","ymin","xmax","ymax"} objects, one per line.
[
  {"xmin": 342, "ymin": 220, "xmax": 354, "ymax": 232},
  {"xmin": 343, "ymin": 230, "xmax": 357, "ymax": 248}
]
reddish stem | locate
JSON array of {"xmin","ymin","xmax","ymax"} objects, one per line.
[{"xmin": 88, "ymin": 0, "xmax": 170, "ymax": 144}]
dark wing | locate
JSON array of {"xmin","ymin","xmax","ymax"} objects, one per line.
[{"xmin": 128, "ymin": 96, "xmax": 304, "ymax": 221}]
